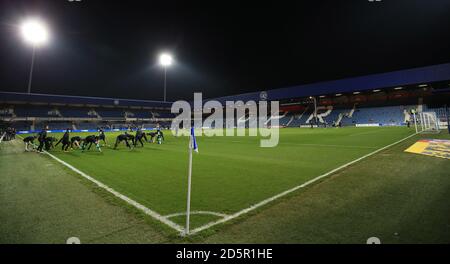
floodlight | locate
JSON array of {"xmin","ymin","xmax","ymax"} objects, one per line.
[
  {"xmin": 159, "ymin": 53, "xmax": 173, "ymax": 67},
  {"xmin": 21, "ymin": 19, "xmax": 49, "ymax": 46}
]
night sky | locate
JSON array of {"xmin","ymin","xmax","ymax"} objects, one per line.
[{"xmin": 1, "ymin": 0, "xmax": 450, "ymax": 101}]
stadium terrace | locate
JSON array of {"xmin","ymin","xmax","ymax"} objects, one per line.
[{"xmin": 1, "ymin": 63, "xmax": 449, "ymax": 133}]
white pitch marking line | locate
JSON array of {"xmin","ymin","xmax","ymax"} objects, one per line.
[
  {"xmin": 188, "ymin": 132, "xmax": 418, "ymax": 236},
  {"xmin": 164, "ymin": 211, "xmax": 229, "ymax": 219},
  {"xmin": 0, "ymin": 132, "xmax": 6, "ymax": 145},
  {"xmin": 15, "ymin": 136, "xmax": 184, "ymax": 233}
]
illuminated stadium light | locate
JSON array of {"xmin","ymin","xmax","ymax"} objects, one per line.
[
  {"xmin": 159, "ymin": 53, "xmax": 173, "ymax": 67},
  {"xmin": 319, "ymin": 95, "xmax": 326, "ymax": 98},
  {"xmin": 373, "ymin": 89, "xmax": 381, "ymax": 92},
  {"xmin": 21, "ymin": 19, "xmax": 49, "ymax": 46},
  {"xmin": 335, "ymin": 93, "xmax": 342, "ymax": 96},
  {"xmin": 418, "ymin": 84, "xmax": 428, "ymax": 87},
  {"xmin": 394, "ymin": 87, "xmax": 403, "ymax": 90},
  {"xmin": 353, "ymin": 91, "xmax": 361, "ymax": 95}
]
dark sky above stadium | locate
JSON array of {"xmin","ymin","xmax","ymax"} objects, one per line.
[{"xmin": 1, "ymin": 0, "xmax": 450, "ymax": 101}]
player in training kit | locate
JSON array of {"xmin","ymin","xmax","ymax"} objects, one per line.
[
  {"xmin": 140, "ymin": 128, "xmax": 148, "ymax": 142},
  {"xmin": 126, "ymin": 133, "xmax": 135, "ymax": 146},
  {"xmin": 37, "ymin": 126, "xmax": 48, "ymax": 153},
  {"xmin": 23, "ymin": 135, "xmax": 37, "ymax": 151},
  {"xmin": 44, "ymin": 136, "xmax": 58, "ymax": 151},
  {"xmin": 156, "ymin": 129, "xmax": 164, "ymax": 144},
  {"xmin": 114, "ymin": 133, "xmax": 133, "ymax": 149},
  {"xmin": 147, "ymin": 132, "xmax": 157, "ymax": 143},
  {"xmin": 81, "ymin": 135, "xmax": 101, "ymax": 152},
  {"xmin": 70, "ymin": 136, "xmax": 82, "ymax": 149},
  {"xmin": 55, "ymin": 129, "xmax": 71, "ymax": 152},
  {"xmin": 134, "ymin": 129, "xmax": 147, "ymax": 147},
  {"xmin": 98, "ymin": 129, "xmax": 108, "ymax": 146}
]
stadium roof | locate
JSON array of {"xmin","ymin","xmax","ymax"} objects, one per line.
[
  {"xmin": 209, "ymin": 63, "xmax": 450, "ymax": 103},
  {"xmin": 1, "ymin": 63, "xmax": 449, "ymax": 108},
  {"xmin": 0, "ymin": 91, "xmax": 173, "ymax": 108}
]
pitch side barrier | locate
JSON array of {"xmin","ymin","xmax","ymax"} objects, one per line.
[{"xmin": 16, "ymin": 127, "xmax": 159, "ymax": 134}]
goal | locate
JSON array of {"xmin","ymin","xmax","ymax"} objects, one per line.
[{"xmin": 414, "ymin": 111, "xmax": 440, "ymax": 134}]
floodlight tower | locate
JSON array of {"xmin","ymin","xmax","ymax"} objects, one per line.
[
  {"xmin": 21, "ymin": 19, "xmax": 49, "ymax": 94},
  {"xmin": 159, "ymin": 53, "xmax": 173, "ymax": 102}
]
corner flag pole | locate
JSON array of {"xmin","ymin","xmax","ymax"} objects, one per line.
[
  {"xmin": 185, "ymin": 127, "xmax": 198, "ymax": 235},
  {"xmin": 185, "ymin": 128, "xmax": 196, "ymax": 235},
  {"xmin": 185, "ymin": 136, "xmax": 193, "ymax": 235}
]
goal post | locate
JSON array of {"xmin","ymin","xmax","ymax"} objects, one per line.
[{"xmin": 415, "ymin": 111, "xmax": 440, "ymax": 134}]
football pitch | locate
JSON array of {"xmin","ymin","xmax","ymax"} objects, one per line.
[{"xmin": 20, "ymin": 126, "xmax": 415, "ymax": 234}]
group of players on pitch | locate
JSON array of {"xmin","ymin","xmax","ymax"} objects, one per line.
[{"xmin": 22, "ymin": 126, "xmax": 165, "ymax": 153}]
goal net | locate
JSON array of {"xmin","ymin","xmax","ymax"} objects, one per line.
[{"xmin": 415, "ymin": 111, "xmax": 440, "ymax": 134}]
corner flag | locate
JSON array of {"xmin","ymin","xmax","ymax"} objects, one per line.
[
  {"xmin": 191, "ymin": 127, "xmax": 198, "ymax": 152},
  {"xmin": 185, "ymin": 127, "xmax": 198, "ymax": 235}
]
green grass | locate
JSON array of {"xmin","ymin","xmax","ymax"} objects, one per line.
[
  {"xmin": 201, "ymin": 131, "xmax": 450, "ymax": 243},
  {"xmin": 22, "ymin": 127, "xmax": 414, "ymax": 229},
  {"xmin": 2, "ymin": 126, "xmax": 449, "ymax": 243},
  {"xmin": 0, "ymin": 139, "xmax": 169, "ymax": 243}
]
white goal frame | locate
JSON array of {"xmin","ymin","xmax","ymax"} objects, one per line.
[{"xmin": 414, "ymin": 111, "xmax": 440, "ymax": 134}]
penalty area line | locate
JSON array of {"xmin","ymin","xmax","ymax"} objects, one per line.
[
  {"xmin": 188, "ymin": 132, "xmax": 418, "ymax": 236},
  {"xmin": 16, "ymin": 136, "xmax": 184, "ymax": 234}
]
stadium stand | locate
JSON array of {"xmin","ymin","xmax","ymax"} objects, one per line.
[
  {"xmin": 283, "ymin": 105, "xmax": 416, "ymax": 127},
  {"xmin": 9, "ymin": 121, "xmax": 32, "ymax": 131},
  {"xmin": 35, "ymin": 122, "xmax": 72, "ymax": 131},
  {"xmin": 0, "ymin": 106, "xmax": 14, "ymax": 117},
  {"xmin": 1, "ymin": 63, "xmax": 449, "ymax": 132},
  {"xmin": 14, "ymin": 105, "xmax": 60, "ymax": 118},
  {"xmin": 133, "ymin": 111, "xmax": 152, "ymax": 119},
  {"xmin": 279, "ymin": 113, "xmax": 292, "ymax": 127},
  {"xmin": 77, "ymin": 122, "xmax": 101, "ymax": 130},
  {"xmin": 96, "ymin": 109, "xmax": 125, "ymax": 118},
  {"xmin": 347, "ymin": 106, "xmax": 406, "ymax": 126},
  {"xmin": 152, "ymin": 111, "xmax": 175, "ymax": 119},
  {"xmin": 59, "ymin": 107, "xmax": 91, "ymax": 118}
]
